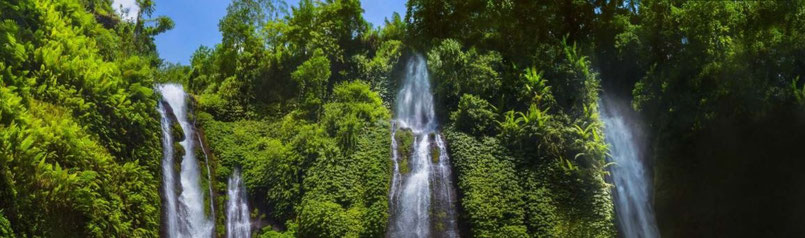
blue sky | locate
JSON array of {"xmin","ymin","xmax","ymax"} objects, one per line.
[{"xmin": 112, "ymin": 0, "xmax": 407, "ymax": 65}]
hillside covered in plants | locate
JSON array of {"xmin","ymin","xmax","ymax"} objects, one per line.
[{"xmin": 1, "ymin": 0, "xmax": 805, "ymax": 237}]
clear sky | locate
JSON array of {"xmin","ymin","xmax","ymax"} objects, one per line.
[{"xmin": 112, "ymin": 0, "xmax": 407, "ymax": 65}]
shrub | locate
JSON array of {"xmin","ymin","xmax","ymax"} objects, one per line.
[
  {"xmin": 451, "ymin": 94, "xmax": 498, "ymax": 136},
  {"xmin": 428, "ymin": 39, "xmax": 504, "ymax": 115},
  {"xmin": 445, "ymin": 131, "xmax": 527, "ymax": 237}
]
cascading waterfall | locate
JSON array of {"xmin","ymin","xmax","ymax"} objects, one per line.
[
  {"xmin": 158, "ymin": 96, "xmax": 180, "ymax": 238},
  {"xmin": 600, "ymin": 96, "xmax": 660, "ymax": 238},
  {"xmin": 388, "ymin": 54, "xmax": 459, "ymax": 238},
  {"xmin": 157, "ymin": 84, "xmax": 214, "ymax": 238},
  {"xmin": 226, "ymin": 168, "xmax": 251, "ymax": 238}
]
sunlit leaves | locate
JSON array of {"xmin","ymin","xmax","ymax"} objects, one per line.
[
  {"xmin": 523, "ymin": 67, "xmax": 553, "ymax": 107},
  {"xmin": 352, "ymin": 39, "xmax": 403, "ymax": 102},
  {"xmin": 497, "ymin": 111, "xmax": 523, "ymax": 136},
  {"xmin": 0, "ymin": 0, "xmax": 163, "ymax": 236},
  {"xmin": 292, "ymin": 49, "xmax": 331, "ymax": 118}
]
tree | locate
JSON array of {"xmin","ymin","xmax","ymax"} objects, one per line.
[{"xmin": 292, "ymin": 50, "xmax": 331, "ymax": 118}]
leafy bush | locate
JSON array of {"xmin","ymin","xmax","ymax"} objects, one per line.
[
  {"xmin": 295, "ymin": 113, "xmax": 391, "ymax": 237},
  {"xmin": 353, "ymin": 39, "xmax": 404, "ymax": 102},
  {"xmin": 0, "ymin": 0, "xmax": 164, "ymax": 236},
  {"xmin": 446, "ymin": 126, "xmax": 614, "ymax": 237},
  {"xmin": 196, "ymin": 92, "xmax": 246, "ymax": 121},
  {"xmin": 0, "ymin": 98, "xmax": 161, "ymax": 237},
  {"xmin": 428, "ymin": 39, "xmax": 504, "ymax": 115},
  {"xmin": 0, "ymin": 210, "xmax": 11, "ymax": 237},
  {"xmin": 201, "ymin": 117, "xmax": 301, "ymax": 222},
  {"xmin": 445, "ymin": 131, "xmax": 528, "ymax": 237},
  {"xmin": 292, "ymin": 50, "xmax": 332, "ymax": 118},
  {"xmin": 451, "ymin": 94, "xmax": 498, "ymax": 136},
  {"xmin": 201, "ymin": 85, "xmax": 392, "ymax": 237},
  {"xmin": 297, "ymin": 200, "xmax": 356, "ymax": 237},
  {"xmin": 545, "ymin": 41, "xmax": 599, "ymax": 117},
  {"xmin": 325, "ymin": 81, "xmax": 389, "ymax": 125},
  {"xmin": 431, "ymin": 23, "xmax": 614, "ymax": 238}
]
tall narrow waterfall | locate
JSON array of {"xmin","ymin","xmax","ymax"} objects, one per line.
[
  {"xmin": 226, "ymin": 168, "xmax": 251, "ymax": 238},
  {"xmin": 601, "ymin": 96, "xmax": 660, "ymax": 238},
  {"xmin": 388, "ymin": 54, "xmax": 459, "ymax": 238},
  {"xmin": 157, "ymin": 84, "xmax": 214, "ymax": 238},
  {"xmin": 158, "ymin": 92, "xmax": 179, "ymax": 238}
]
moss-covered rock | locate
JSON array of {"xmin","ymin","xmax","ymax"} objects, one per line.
[
  {"xmin": 399, "ymin": 157, "xmax": 410, "ymax": 175},
  {"xmin": 171, "ymin": 120, "xmax": 185, "ymax": 143},
  {"xmin": 429, "ymin": 133, "xmax": 440, "ymax": 163},
  {"xmin": 395, "ymin": 128, "xmax": 414, "ymax": 174}
]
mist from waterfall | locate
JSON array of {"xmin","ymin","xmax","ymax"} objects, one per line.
[
  {"xmin": 227, "ymin": 168, "xmax": 251, "ymax": 238},
  {"xmin": 601, "ymin": 96, "xmax": 660, "ymax": 238},
  {"xmin": 157, "ymin": 84, "xmax": 214, "ymax": 238},
  {"xmin": 388, "ymin": 54, "xmax": 459, "ymax": 238}
]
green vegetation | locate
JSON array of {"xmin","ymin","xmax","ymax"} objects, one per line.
[
  {"xmin": 0, "ymin": 0, "xmax": 171, "ymax": 236},
  {"xmin": 409, "ymin": 1, "xmax": 617, "ymax": 236},
  {"xmin": 430, "ymin": 40, "xmax": 615, "ymax": 237},
  {"xmin": 2, "ymin": 0, "xmax": 805, "ymax": 237},
  {"xmin": 613, "ymin": 1, "xmax": 805, "ymax": 236},
  {"xmin": 187, "ymin": 1, "xmax": 398, "ymax": 236}
]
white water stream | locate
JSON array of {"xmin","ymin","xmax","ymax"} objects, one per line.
[
  {"xmin": 601, "ymin": 97, "xmax": 660, "ymax": 238},
  {"xmin": 388, "ymin": 55, "xmax": 459, "ymax": 238},
  {"xmin": 226, "ymin": 168, "xmax": 251, "ymax": 238},
  {"xmin": 157, "ymin": 84, "xmax": 214, "ymax": 238}
]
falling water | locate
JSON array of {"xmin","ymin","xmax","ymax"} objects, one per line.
[
  {"xmin": 600, "ymin": 96, "xmax": 660, "ymax": 238},
  {"xmin": 157, "ymin": 84, "xmax": 214, "ymax": 238},
  {"xmin": 388, "ymin": 54, "xmax": 459, "ymax": 238},
  {"xmin": 226, "ymin": 168, "xmax": 251, "ymax": 238},
  {"xmin": 158, "ymin": 97, "xmax": 179, "ymax": 238}
]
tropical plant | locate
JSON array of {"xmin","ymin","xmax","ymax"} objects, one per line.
[{"xmin": 523, "ymin": 67, "xmax": 553, "ymax": 107}]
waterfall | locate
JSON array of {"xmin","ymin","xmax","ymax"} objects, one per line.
[
  {"xmin": 157, "ymin": 84, "xmax": 214, "ymax": 238},
  {"xmin": 226, "ymin": 168, "xmax": 251, "ymax": 238},
  {"xmin": 388, "ymin": 54, "xmax": 459, "ymax": 238},
  {"xmin": 158, "ymin": 97, "xmax": 179, "ymax": 238},
  {"xmin": 601, "ymin": 96, "xmax": 660, "ymax": 238}
]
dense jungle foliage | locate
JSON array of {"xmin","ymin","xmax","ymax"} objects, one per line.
[
  {"xmin": 2, "ymin": 0, "xmax": 805, "ymax": 237},
  {"xmin": 0, "ymin": 0, "xmax": 172, "ymax": 236}
]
